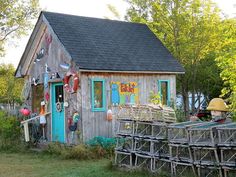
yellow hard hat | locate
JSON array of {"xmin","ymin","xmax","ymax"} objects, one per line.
[{"xmin": 207, "ymin": 98, "xmax": 228, "ymax": 112}]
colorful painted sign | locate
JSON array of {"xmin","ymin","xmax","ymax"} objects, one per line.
[{"xmin": 111, "ymin": 82, "xmax": 139, "ymax": 105}]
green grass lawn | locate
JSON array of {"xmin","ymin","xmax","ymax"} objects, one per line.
[{"xmin": 0, "ymin": 152, "xmax": 157, "ymax": 177}]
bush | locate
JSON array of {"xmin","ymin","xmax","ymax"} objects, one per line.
[
  {"xmin": 0, "ymin": 110, "xmax": 25, "ymax": 151},
  {"xmin": 44, "ymin": 142, "xmax": 115, "ymax": 160}
]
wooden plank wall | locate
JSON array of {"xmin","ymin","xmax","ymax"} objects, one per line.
[{"xmin": 81, "ymin": 72, "xmax": 176, "ymax": 142}]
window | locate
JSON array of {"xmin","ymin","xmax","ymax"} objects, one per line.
[
  {"xmin": 32, "ymin": 84, "xmax": 44, "ymax": 113},
  {"xmin": 158, "ymin": 80, "xmax": 170, "ymax": 106},
  {"xmin": 91, "ymin": 79, "xmax": 106, "ymax": 111}
]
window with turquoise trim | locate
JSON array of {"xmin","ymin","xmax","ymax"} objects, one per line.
[
  {"xmin": 158, "ymin": 80, "xmax": 170, "ymax": 106},
  {"xmin": 91, "ymin": 79, "xmax": 106, "ymax": 111}
]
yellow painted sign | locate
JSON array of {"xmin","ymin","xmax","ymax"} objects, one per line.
[{"xmin": 111, "ymin": 82, "xmax": 139, "ymax": 105}]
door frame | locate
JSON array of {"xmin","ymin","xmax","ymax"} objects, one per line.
[{"xmin": 50, "ymin": 82, "xmax": 66, "ymax": 143}]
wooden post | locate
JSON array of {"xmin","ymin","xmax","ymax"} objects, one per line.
[{"xmin": 23, "ymin": 122, "xmax": 29, "ymax": 142}]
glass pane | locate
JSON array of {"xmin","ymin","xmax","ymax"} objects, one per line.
[
  {"xmin": 94, "ymin": 81, "xmax": 103, "ymax": 108},
  {"xmin": 161, "ymin": 81, "xmax": 168, "ymax": 105},
  {"xmin": 55, "ymin": 85, "xmax": 64, "ymax": 103}
]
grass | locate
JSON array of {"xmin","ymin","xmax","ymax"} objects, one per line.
[{"xmin": 0, "ymin": 152, "xmax": 156, "ymax": 177}]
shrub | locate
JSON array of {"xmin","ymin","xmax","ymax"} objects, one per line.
[
  {"xmin": 43, "ymin": 142, "xmax": 115, "ymax": 160},
  {"xmin": 0, "ymin": 110, "xmax": 26, "ymax": 151}
]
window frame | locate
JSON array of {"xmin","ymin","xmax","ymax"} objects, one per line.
[
  {"xmin": 91, "ymin": 78, "xmax": 106, "ymax": 112},
  {"xmin": 158, "ymin": 80, "xmax": 171, "ymax": 106}
]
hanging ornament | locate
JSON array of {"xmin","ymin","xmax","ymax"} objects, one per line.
[
  {"xmin": 73, "ymin": 112, "xmax": 80, "ymax": 123},
  {"xmin": 60, "ymin": 62, "xmax": 70, "ymax": 70},
  {"xmin": 56, "ymin": 101, "xmax": 62, "ymax": 112},
  {"xmin": 45, "ymin": 92, "xmax": 50, "ymax": 102}
]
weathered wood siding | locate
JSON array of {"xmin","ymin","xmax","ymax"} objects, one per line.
[
  {"xmin": 24, "ymin": 20, "xmax": 80, "ymax": 142},
  {"xmin": 81, "ymin": 72, "xmax": 176, "ymax": 142}
]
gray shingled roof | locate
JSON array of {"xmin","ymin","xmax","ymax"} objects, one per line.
[{"xmin": 43, "ymin": 11, "xmax": 184, "ymax": 73}]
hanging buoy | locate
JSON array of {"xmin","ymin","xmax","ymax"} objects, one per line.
[
  {"xmin": 63, "ymin": 71, "xmax": 79, "ymax": 93},
  {"xmin": 107, "ymin": 109, "xmax": 112, "ymax": 121},
  {"xmin": 20, "ymin": 107, "xmax": 31, "ymax": 116}
]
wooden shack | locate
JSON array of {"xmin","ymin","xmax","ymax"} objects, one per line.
[{"xmin": 15, "ymin": 11, "xmax": 184, "ymax": 143}]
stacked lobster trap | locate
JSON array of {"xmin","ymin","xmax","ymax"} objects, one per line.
[
  {"xmin": 217, "ymin": 123, "xmax": 236, "ymax": 177},
  {"xmin": 114, "ymin": 104, "xmax": 174, "ymax": 173},
  {"xmin": 114, "ymin": 105, "xmax": 236, "ymax": 176},
  {"xmin": 167, "ymin": 121, "xmax": 204, "ymax": 176}
]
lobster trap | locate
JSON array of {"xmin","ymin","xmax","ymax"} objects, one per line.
[
  {"xmin": 116, "ymin": 119, "xmax": 134, "ymax": 136},
  {"xmin": 134, "ymin": 121, "xmax": 152, "ymax": 137},
  {"xmin": 169, "ymin": 143, "xmax": 193, "ymax": 163},
  {"xmin": 134, "ymin": 121, "xmax": 167, "ymax": 139},
  {"xmin": 196, "ymin": 165, "xmax": 223, "ymax": 177},
  {"xmin": 171, "ymin": 161, "xmax": 196, "ymax": 177},
  {"xmin": 134, "ymin": 137, "xmax": 152, "ymax": 155},
  {"xmin": 217, "ymin": 123, "xmax": 236, "ymax": 147},
  {"xmin": 134, "ymin": 153, "xmax": 153, "ymax": 171},
  {"xmin": 114, "ymin": 150, "xmax": 134, "ymax": 168},
  {"xmin": 188, "ymin": 122, "xmax": 226, "ymax": 147},
  {"xmin": 220, "ymin": 147, "xmax": 236, "ymax": 168},
  {"xmin": 115, "ymin": 135, "xmax": 134, "ymax": 152},
  {"xmin": 153, "ymin": 158, "xmax": 171, "ymax": 175},
  {"xmin": 116, "ymin": 105, "xmax": 134, "ymax": 120},
  {"xmin": 153, "ymin": 140, "xmax": 169, "ymax": 159},
  {"xmin": 152, "ymin": 122, "xmax": 168, "ymax": 140},
  {"xmin": 192, "ymin": 147, "xmax": 220, "ymax": 166},
  {"xmin": 222, "ymin": 166, "xmax": 236, "ymax": 177},
  {"xmin": 168, "ymin": 121, "xmax": 203, "ymax": 144}
]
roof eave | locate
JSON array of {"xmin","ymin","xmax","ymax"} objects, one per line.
[{"xmin": 79, "ymin": 69, "xmax": 185, "ymax": 74}]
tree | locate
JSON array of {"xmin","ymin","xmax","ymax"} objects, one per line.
[
  {"xmin": 0, "ymin": 64, "xmax": 24, "ymax": 108},
  {"xmin": 125, "ymin": 0, "xmax": 224, "ymax": 118},
  {"xmin": 0, "ymin": 0, "xmax": 39, "ymax": 56},
  {"xmin": 215, "ymin": 19, "xmax": 236, "ymax": 119}
]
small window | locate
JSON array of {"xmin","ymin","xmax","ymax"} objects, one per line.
[
  {"xmin": 158, "ymin": 80, "xmax": 170, "ymax": 106},
  {"xmin": 91, "ymin": 79, "xmax": 106, "ymax": 111}
]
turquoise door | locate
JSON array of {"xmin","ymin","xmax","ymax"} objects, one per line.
[{"xmin": 51, "ymin": 83, "xmax": 65, "ymax": 143}]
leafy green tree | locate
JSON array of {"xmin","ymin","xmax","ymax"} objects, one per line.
[
  {"xmin": 216, "ymin": 19, "xmax": 236, "ymax": 118},
  {"xmin": 0, "ymin": 64, "xmax": 23, "ymax": 108},
  {"xmin": 125, "ymin": 0, "xmax": 223, "ymax": 118},
  {"xmin": 0, "ymin": 0, "xmax": 39, "ymax": 56}
]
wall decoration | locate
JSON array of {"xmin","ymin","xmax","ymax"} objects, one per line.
[
  {"xmin": 32, "ymin": 76, "xmax": 40, "ymax": 86},
  {"xmin": 45, "ymin": 33, "xmax": 52, "ymax": 55},
  {"xmin": 111, "ymin": 82, "xmax": 139, "ymax": 105},
  {"xmin": 60, "ymin": 62, "xmax": 70, "ymax": 70},
  {"xmin": 56, "ymin": 101, "xmax": 62, "ymax": 112},
  {"xmin": 111, "ymin": 84, "xmax": 119, "ymax": 105}
]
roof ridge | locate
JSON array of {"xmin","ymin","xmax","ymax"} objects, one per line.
[{"xmin": 42, "ymin": 10, "xmax": 146, "ymax": 26}]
